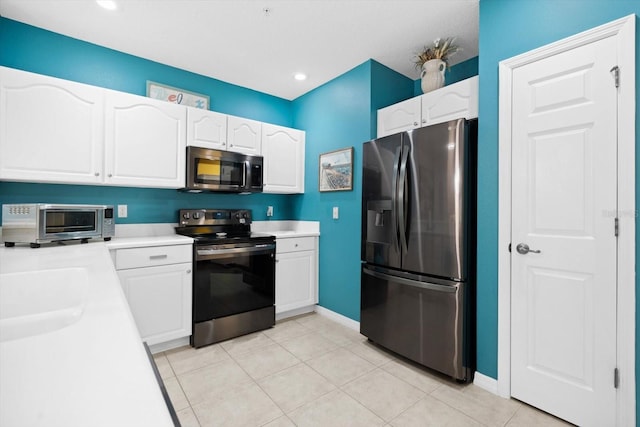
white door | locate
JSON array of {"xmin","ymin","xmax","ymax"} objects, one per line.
[{"xmin": 510, "ymin": 36, "xmax": 618, "ymax": 426}]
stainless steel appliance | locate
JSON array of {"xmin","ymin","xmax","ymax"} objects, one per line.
[
  {"xmin": 360, "ymin": 118, "xmax": 476, "ymax": 382},
  {"xmin": 2, "ymin": 203, "xmax": 115, "ymax": 248},
  {"xmin": 184, "ymin": 146, "xmax": 263, "ymax": 193},
  {"xmin": 175, "ymin": 208, "xmax": 275, "ymax": 348}
]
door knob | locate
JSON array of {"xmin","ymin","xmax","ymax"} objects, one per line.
[{"xmin": 516, "ymin": 243, "xmax": 541, "ymax": 255}]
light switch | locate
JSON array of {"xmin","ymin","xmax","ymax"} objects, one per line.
[
  {"xmin": 267, "ymin": 206, "xmax": 274, "ymax": 217},
  {"xmin": 117, "ymin": 205, "xmax": 128, "ymax": 218},
  {"xmin": 332, "ymin": 206, "xmax": 339, "ymax": 219}
]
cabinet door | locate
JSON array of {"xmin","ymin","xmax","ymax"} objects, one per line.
[
  {"xmin": 262, "ymin": 123, "xmax": 305, "ymax": 193},
  {"xmin": 0, "ymin": 66, "xmax": 104, "ymax": 184},
  {"xmin": 118, "ymin": 263, "xmax": 192, "ymax": 346},
  {"xmin": 275, "ymin": 250, "xmax": 317, "ymax": 314},
  {"xmin": 187, "ymin": 108, "xmax": 227, "ymax": 150},
  {"xmin": 104, "ymin": 90, "xmax": 186, "ymax": 188},
  {"xmin": 377, "ymin": 97, "xmax": 421, "ymax": 138},
  {"xmin": 227, "ymin": 115, "xmax": 262, "ymax": 155},
  {"xmin": 421, "ymin": 75, "xmax": 478, "ymax": 126}
]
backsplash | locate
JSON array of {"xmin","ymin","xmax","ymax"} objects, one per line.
[{"xmin": 0, "ymin": 181, "xmax": 298, "ymax": 224}]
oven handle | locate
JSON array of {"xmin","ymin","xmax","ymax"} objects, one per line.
[{"xmin": 196, "ymin": 244, "xmax": 276, "ymax": 259}]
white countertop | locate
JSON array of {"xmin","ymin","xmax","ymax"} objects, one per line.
[
  {"xmin": 252, "ymin": 220, "xmax": 320, "ymax": 238},
  {"xmin": 0, "ymin": 241, "xmax": 175, "ymax": 427},
  {"xmin": 106, "ymin": 234, "xmax": 193, "ymax": 250}
]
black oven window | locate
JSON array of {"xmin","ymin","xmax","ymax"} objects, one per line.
[
  {"xmin": 194, "ymin": 250, "xmax": 275, "ymax": 321},
  {"xmin": 45, "ymin": 211, "xmax": 96, "ymax": 233}
]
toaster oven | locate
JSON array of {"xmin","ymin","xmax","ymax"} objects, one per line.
[{"xmin": 2, "ymin": 204, "xmax": 115, "ymax": 248}]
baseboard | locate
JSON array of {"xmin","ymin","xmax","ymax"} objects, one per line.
[
  {"xmin": 148, "ymin": 336, "xmax": 190, "ymax": 354},
  {"xmin": 276, "ymin": 305, "xmax": 315, "ymax": 321},
  {"xmin": 473, "ymin": 371, "xmax": 499, "ymax": 395},
  {"xmin": 314, "ymin": 305, "xmax": 360, "ymax": 331}
]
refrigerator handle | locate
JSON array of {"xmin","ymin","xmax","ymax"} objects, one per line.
[
  {"xmin": 362, "ymin": 265, "xmax": 458, "ymax": 293},
  {"xmin": 391, "ymin": 145, "xmax": 402, "ymax": 254},
  {"xmin": 398, "ymin": 145, "xmax": 410, "ymax": 253}
]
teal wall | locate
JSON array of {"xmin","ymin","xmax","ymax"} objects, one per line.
[
  {"xmin": 0, "ymin": 18, "xmax": 296, "ymax": 223},
  {"xmin": 477, "ymin": 1, "xmax": 639, "ymax": 418},
  {"xmin": 291, "ymin": 61, "xmax": 374, "ymax": 321}
]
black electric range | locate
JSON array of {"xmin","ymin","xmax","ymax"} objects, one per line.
[{"xmin": 175, "ymin": 209, "xmax": 276, "ymax": 348}]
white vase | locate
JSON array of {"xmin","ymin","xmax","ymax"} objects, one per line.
[{"xmin": 420, "ymin": 59, "xmax": 446, "ymax": 93}]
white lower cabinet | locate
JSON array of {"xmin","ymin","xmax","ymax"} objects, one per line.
[
  {"xmin": 275, "ymin": 236, "xmax": 318, "ymax": 315},
  {"xmin": 113, "ymin": 244, "xmax": 192, "ymax": 346}
]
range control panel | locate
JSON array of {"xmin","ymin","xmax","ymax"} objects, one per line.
[{"xmin": 178, "ymin": 209, "xmax": 252, "ymax": 226}]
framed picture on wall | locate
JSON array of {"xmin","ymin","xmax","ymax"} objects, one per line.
[
  {"xmin": 146, "ymin": 81, "xmax": 209, "ymax": 109},
  {"xmin": 319, "ymin": 147, "xmax": 354, "ymax": 192}
]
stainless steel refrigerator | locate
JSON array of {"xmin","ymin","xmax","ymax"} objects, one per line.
[{"xmin": 360, "ymin": 118, "xmax": 476, "ymax": 382}]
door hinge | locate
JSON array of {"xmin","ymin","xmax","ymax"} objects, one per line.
[
  {"xmin": 615, "ymin": 217, "xmax": 619, "ymax": 237},
  {"xmin": 614, "ymin": 368, "xmax": 620, "ymax": 388},
  {"xmin": 611, "ymin": 66, "xmax": 620, "ymax": 88}
]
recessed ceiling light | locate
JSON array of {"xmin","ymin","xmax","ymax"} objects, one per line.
[
  {"xmin": 294, "ymin": 73, "xmax": 307, "ymax": 81},
  {"xmin": 96, "ymin": 0, "xmax": 118, "ymax": 11}
]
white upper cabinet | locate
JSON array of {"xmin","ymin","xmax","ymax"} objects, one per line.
[
  {"xmin": 377, "ymin": 76, "xmax": 479, "ymax": 138},
  {"xmin": 262, "ymin": 124, "xmax": 305, "ymax": 194},
  {"xmin": 0, "ymin": 66, "xmax": 104, "ymax": 184},
  {"xmin": 104, "ymin": 90, "xmax": 186, "ymax": 188},
  {"xmin": 377, "ymin": 96, "xmax": 421, "ymax": 137},
  {"xmin": 227, "ymin": 115, "xmax": 262, "ymax": 155},
  {"xmin": 186, "ymin": 107, "xmax": 227, "ymax": 150},
  {"xmin": 421, "ymin": 75, "xmax": 478, "ymax": 126}
]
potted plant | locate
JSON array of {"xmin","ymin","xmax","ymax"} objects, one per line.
[{"xmin": 414, "ymin": 37, "xmax": 461, "ymax": 93}]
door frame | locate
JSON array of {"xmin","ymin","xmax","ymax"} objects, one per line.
[{"xmin": 497, "ymin": 15, "xmax": 635, "ymax": 425}]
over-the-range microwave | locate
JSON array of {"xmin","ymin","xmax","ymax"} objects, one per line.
[
  {"xmin": 183, "ymin": 146, "xmax": 263, "ymax": 193},
  {"xmin": 2, "ymin": 204, "xmax": 115, "ymax": 248}
]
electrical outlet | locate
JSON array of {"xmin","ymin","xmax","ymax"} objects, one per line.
[
  {"xmin": 332, "ymin": 206, "xmax": 339, "ymax": 219},
  {"xmin": 267, "ymin": 206, "xmax": 273, "ymax": 217},
  {"xmin": 117, "ymin": 205, "xmax": 128, "ymax": 218}
]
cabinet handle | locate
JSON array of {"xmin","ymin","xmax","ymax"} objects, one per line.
[
  {"xmin": 108, "ymin": 173, "xmax": 113, "ymax": 178},
  {"xmin": 413, "ymin": 121, "xmax": 418, "ymax": 126},
  {"xmin": 94, "ymin": 172, "xmax": 100, "ymax": 177},
  {"xmin": 275, "ymin": 259, "xmax": 279, "ymax": 263},
  {"xmin": 422, "ymin": 119, "xmax": 427, "ymax": 123},
  {"xmin": 186, "ymin": 269, "xmax": 191, "ymax": 274},
  {"xmin": 294, "ymin": 244, "xmax": 299, "ymax": 247},
  {"xmin": 149, "ymin": 254, "xmax": 168, "ymax": 260}
]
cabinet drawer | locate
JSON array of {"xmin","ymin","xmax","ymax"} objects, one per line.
[
  {"xmin": 115, "ymin": 244, "xmax": 192, "ymax": 270},
  {"xmin": 276, "ymin": 237, "xmax": 316, "ymax": 253}
]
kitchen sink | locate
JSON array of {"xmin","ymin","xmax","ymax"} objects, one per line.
[{"xmin": 0, "ymin": 268, "xmax": 88, "ymax": 342}]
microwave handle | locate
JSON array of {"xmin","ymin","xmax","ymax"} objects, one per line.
[{"xmin": 243, "ymin": 160, "xmax": 249, "ymax": 188}]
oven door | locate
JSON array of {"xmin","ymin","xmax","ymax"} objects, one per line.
[{"xmin": 194, "ymin": 243, "xmax": 276, "ymax": 323}]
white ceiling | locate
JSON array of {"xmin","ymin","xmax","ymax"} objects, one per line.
[{"xmin": 0, "ymin": 0, "xmax": 479, "ymax": 100}]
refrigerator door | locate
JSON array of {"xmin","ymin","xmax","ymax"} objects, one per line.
[
  {"xmin": 362, "ymin": 133, "xmax": 403, "ymax": 268},
  {"xmin": 360, "ymin": 264, "xmax": 471, "ymax": 381},
  {"xmin": 401, "ymin": 119, "xmax": 470, "ymax": 280}
]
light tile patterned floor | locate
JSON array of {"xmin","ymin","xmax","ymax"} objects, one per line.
[{"xmin": 153, "ymin": 313, "xmax": 572, "ymax": 427}]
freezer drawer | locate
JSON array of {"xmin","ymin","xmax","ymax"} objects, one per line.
[{"xmin": 360, "ymin": 265, "xmax": 472, "ymax": 381}]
